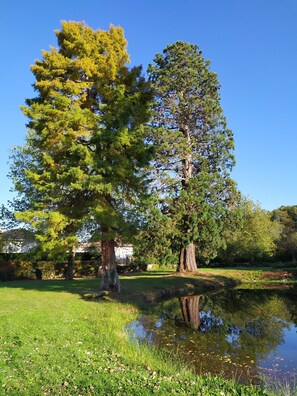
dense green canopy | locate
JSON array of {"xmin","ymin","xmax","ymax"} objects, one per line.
[{"xmin": 146, "ymin": 41, "xmax": 237, "ymax": 270}]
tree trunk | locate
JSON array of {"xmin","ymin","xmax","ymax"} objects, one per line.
[
  {"xmin": 180, "ymin": 295, "xmax": 201, "ymax": 329},
  {"xmin": 177, "ymin": 125, "xmax": 197, "ymax": 273},
  {"xmin": 65, "ymin": 250, "xmax": 75, "ymax": 280},
  {"xmin": 100, "ymin": 239, "xmax": 121, "ymax": 292},
  {"xmin": 177, "ymin": 242, "xmax": 198, "ymax": 272},
  {"xmin": 181, "ymin": 125, "xmax": 193, "ymax": 187}
]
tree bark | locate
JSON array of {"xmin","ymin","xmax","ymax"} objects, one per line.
[
  {"xmin": 177, "ymin": 125, "xmax": 198, "ymax": 272},
  {"xmin": 177, "ymin": 242, "xmax": 198, "ymax": 272},
  {"xmin": 100, "ymin": 239, "xmax": 121, "ymax": 292},
  {"xmin": 181, "ymin": 125, "xmax": 193, "ymax": 187},
  {"xmin": 180, "ymin": 295, "xmax": 201, "ymax": 329},
  {"xmin": 65, "ymin": 250, "xmax": 75, "ymax": 280}
]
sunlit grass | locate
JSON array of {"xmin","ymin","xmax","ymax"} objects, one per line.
[
  {"xmin": 0, "ymin": 277, "xmax": 271, "ymax": 395},
  {"xmin": 198, "ymin": 267, "xmax": 297, "ymax": 285}
]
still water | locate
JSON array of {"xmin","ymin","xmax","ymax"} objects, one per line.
[{"xmin": 128, "ymin": 286, "xmax": 297, "ymax": 384}]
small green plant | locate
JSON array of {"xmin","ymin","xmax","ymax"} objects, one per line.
[{"xmin": 262, "ymin": 375, "xmax": 297, "ymax": 396}]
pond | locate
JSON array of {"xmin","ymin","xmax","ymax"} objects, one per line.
[{"xmin": 127, "ymin": 286, "xmax": 297, "ymax": 385}]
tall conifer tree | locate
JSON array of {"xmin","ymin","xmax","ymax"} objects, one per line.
[
  {"xmin": 148, "ymin": 41, "xmax": 236, "ymax": 271},
  {"xmin": 13, "ymin": 21, "xmax": 152, "ymax": 287}
]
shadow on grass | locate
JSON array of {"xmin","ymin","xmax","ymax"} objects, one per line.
[
  {"xmin": 2, "ymin": 269, "xmax": 297, "ymax": 313},
  {"xmin": 0, "ymin": 270, "xmax": 238, "ymax": 311}
]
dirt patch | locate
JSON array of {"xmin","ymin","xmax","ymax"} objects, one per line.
[{"xmin": 262, "ymin": 270, "xmax": 297, "ymax": 280}]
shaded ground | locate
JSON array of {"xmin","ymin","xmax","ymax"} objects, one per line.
[{"xmin": 2, "ymin": 267, "xmax": 297, "ymax": 307}]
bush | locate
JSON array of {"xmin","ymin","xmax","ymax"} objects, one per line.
[
  {"xmin": 15, "ymin": 260, "xmax": 35, "ymax": 279},
  {"xmin": 0, "ymin": 260, "xmax": 16, "ymax": 281},
  {"xmin": 73, "ymin": 260, "xmax": 99, "ymax": 277},
  {"xmin": 0, "ymin": 260, "xmax": 35, "ymax": 281},
  {"xmin": 0, "ymin": 257, "xmax": 146, "ymax": 281},
  {"xmin": 117, "ymin": 261, "xmax": 140, "ymax": 273},
  {"xmin": 37, "ymin": 261, "xmax": 61, "ymax": 279}
]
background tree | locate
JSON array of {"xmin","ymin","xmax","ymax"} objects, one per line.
[
  {"xmin": 133, "ymin": 196, "xmax": 179, "ymax": 268},
  {"xmin": 12, "ymin": 21, "xmax": 152, "ymax": 287},
  {"xmin": 147, "ymin": 41, "xmax": 237, "ymax": 271},
  {"xmin": 271, "ymin": 205, "xmax": 297, "ymax": 262},
  {"xmin": 220, "ymin": 199, "xmax": 281, "ymax": 264}
]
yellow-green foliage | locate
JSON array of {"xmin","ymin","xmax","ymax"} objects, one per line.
[
  {"xmin": 12, "ymin": 21, "xmax": 152, "ymax": 259},
  {"xmin": 16, "ymin": 211, "xmax": 77, "ymax": 255},
  {"xmin": 222, "ymin": 200, "xmax": 281, "ymax": 262}
]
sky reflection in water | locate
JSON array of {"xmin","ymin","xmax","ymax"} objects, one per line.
[{"xmin": 127, "ymin": 287, "xmax": 297, "ymax": 385}]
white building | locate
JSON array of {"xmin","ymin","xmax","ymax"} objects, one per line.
[
  {"xmin": 0, "ymin": 229, "xmax": 36, "ymax": 253},
  {"xmin": 0, "ymin": 230, "xmax": 133, "ymax": 263},
  {"xmin": 76, "ymin": 242, "xmax": 133, "ymax": 263}
]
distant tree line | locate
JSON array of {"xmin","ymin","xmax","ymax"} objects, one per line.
[{"xmin": 214, "ymin": 202, "xmax": 297, "ymax": 265}]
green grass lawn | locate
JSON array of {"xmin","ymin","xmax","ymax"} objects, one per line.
[
  {"xmin": 0, "ymin": 273, "xmax": 276, "ymax": 395},
  {"xmin": 198, "ymin": 267, "xmax": 297, "ymax": 286}
]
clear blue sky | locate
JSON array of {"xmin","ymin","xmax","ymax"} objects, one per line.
[{"xmin": 1, "ymin": 0, "xmax": 296, "ymax": 211}]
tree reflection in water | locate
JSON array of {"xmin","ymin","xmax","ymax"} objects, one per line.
[
  {"xmin": 128, "ymin": 287, "xmax": 297, "ymax": 384},
  {"xmin": 180, "ymin": 295, "xmax": 201, "ymax": 329}
]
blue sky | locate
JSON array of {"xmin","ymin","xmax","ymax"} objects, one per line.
[{"xmin": 1, "ymin": 0, "xmax": 296, "ymax": 211}]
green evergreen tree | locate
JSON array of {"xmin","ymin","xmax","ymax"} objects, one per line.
[
  {"xmin": 12, "ymin": 21, "xmax": 152, "ymax": 287},
  {"xmin": 147, "ymin": 41, "xmax": 237, "ymax": 271}
]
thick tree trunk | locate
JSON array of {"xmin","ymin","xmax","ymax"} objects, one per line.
[
  {"xmin": 180, "ymin": 295, "xmax": 201, "ymax": 329},
  {"xmin": 177, "ymin": 242, "xmax": 198, "ymax": 272},
  {"xmin": 65, "ymin": 250, "xmax": 75, "ymax": 280},
  {"xmin": 100, "ymin": 239, "xmax": 121, "ymax": 292}
]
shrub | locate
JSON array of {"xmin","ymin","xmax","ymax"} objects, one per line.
[{"xmin": 0, "ymin": 260, "xmax": 35, "ymax": 281}]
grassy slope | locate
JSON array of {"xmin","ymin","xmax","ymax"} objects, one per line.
[{"xmin": 0, "ymin": 272, "xmax": 277, "ymax": 396}]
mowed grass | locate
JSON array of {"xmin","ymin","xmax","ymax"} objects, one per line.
[
  {"xmin": 198, "ymin": 267, "xmax": 297, "ymax": 286},
  {"xmin": 0, "ymin": 275, "xmax": 269, "ymax": 395}
]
